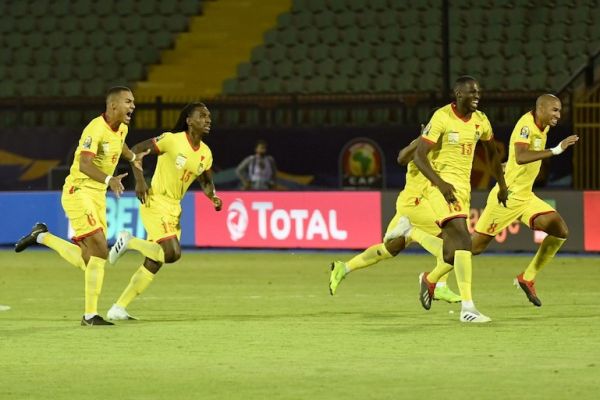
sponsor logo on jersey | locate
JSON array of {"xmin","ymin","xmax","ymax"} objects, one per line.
[
  {"xmin": 175, "ymin": 154, "xmax": 187, "ymax": 169},
  {"xmin": 82, "ymin": 136, "xmax": 92, "ymax": 149}
]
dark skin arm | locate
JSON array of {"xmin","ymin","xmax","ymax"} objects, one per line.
[
  {"xmin": 413, "ymin": 138, "xmax": 457, "ymax": 204},
  {"xmin": 197, "ymin": 169, "xmax": 223, "ymax": 211},
  {"xmin": 397, "ymin": 139, "xmax": 418, "ymax": 166},
  {"xmin": 481, "ymin": 139, "xmax": 508, "ymax": 207},
  {"xmin": 514, "ymin": 134, "xmax": 579, "ymax": 165},
  {"xmin": 130, "ymin": 139, "xmax": 159, "ymax": 204}
]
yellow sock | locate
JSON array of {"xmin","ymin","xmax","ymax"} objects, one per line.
[
  {"xmin": 84, "ymin": 256, "xmax": 105, "ymax": 315},
  {"xmin": 115, "ymin": 266, "xmax": 155, "ymax": 308},
  {"xmin": 40, "ymin": 233, "xmax": 86, "ymax": 271},
  {"xmin": 427, "ymin": 257, "xmax": 454, "ymax": 283},
  {"xmin": 410, "ymin": 228, "xmax": 442, "ymax": 258},
  {"xmin": 523, "ymin": 236, "xmax": 566, "ymax": 281},
  {"xmin": 128, "ymin": 237, "xmax": 165, "ymax": 263},
  {"xmin": 346, "ymin": 243, "xmax": 392, "ymax": 272},
  {"xmin": 453, "ymin": 250, "xmax": 473, "ymax": 301}
]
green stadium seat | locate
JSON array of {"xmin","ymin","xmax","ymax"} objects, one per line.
[
  {"xmin": 14, "ymin": 48, "xmax": 33, "ymax": 64},
  {"xmin": 284, "ymin": 77, "xmax": 303, "ymax": 93},
  {"xmin": 250, "ymin": 46, "xmax": 266, "ymax": 62},
  {"xmin": 372, "ymin": 75, "xmax": 393, "ymax": 92},
  {"xmin": 376, "ymin": 11, "xmax": 396, "ymax": 27},
  {"xmin": 314, "ymin": 11, "xmax": 335, "ymax": 28},
  {"xmin": 61, "ymin": 81, "xmax": 83, "ymax": 97},
  {"xmin": 160, "ymin": 1, "xmax": 178, "ymax": 15},
  {"xmin": 0, "ymin": 80, "xmax": 17, "ymax": 97},
  {"xmin": 54, "ymin": 63, "xmax": 73, "ymax": 82},
  {"xmin": 301, "ymin": 27, "xmax": 319, "ymax": 45},
  {"xmin": 287, "ymin": 45, "xmax": 307, "ymax": 62},
  {"xmin": 329, "ymin": 76, "xmax": 349, "ymax": 93},
  {"xmin": 236, "ymin": 62, "xmax": 252, "ymax": 78},
  {"xmin": 317, "ymin": 59, "xmax": 336, "ymax": 76},
  {"xmin": 75, "ymin": 63, "xmax": 95, "ymax": 80},
  {"xmin": 334, "ymin": 12, "xmax": 354, "ymax": 28},
  {"xmin": 308, "ymin": 44, "xmax": 329, "ymax": 62},
  {"xmin": 307, "ymin": 76, "xmax": 327, "ymax": 93},
  {"xmin": 358, "ymin": 58, "xmax": 378, "ymax": 76},
  {"xmin": 180, "ymin": 0, "xmax": 202, "ymax": 15},
  {"xmin": 265, "ymin": 44, "xmax": 286, "ymax": 62},
  {"xmin": 222, "ymin": 78, "xmax": 238, "ymax": 95},
  {"xmin": 10, "ymin": 1, "xmax": 28, "ymax": 17},
  {"xmin": 125, "ymin": 62, "xmax": 145, "ymax": 82},
  {"xmin": 350, "ymin": 43, "xmax": 372, "ymax": 60},
  {"xmin": 361, "ymin": 29, "xmax": 380, "ymax": 46},
  {"xmin": 320, "ymin": 27, "xmax": 339, "ymax": 45},
  {"xmin": 38, "ymin": 80, "xmax": 61, "ymax": 97},
  {"xmin": 30, "ymin": 0, "xmax": 50, "ymax": 17},
  {"xmin": 255, "ymin": 61, "xmax": 273, "ymax": 80},
  {"xmin": 338, "ymin": 59, "xmax": 357, "ymax": 77},
  {"xmin": 73, "ymin": 0, "xmax": 93, "ymax": 16},
  {"xmin": 350, "ymin": 75, "xmax": 370, "ymax": 92},
  {"xmin": 380, "ymin": 58, "xmax": 400, "ymax": 76},
  {"xmin": 294, "ymin": 60, "xmax": 314, "ymax": 78},
  {"xmin": 290, "ymin": 11, "xmax": 312, "ymax": 29},
  {"xmin": 374, "ymin": 44, "xmax": 393, "ymax": 60},
  {"xmin": 330, "ymin": 44, "xmax": 349, "ymax": 61},
  {"xmin": 0, "ymin": 49, "xmax": 12, "ymax": 65}
]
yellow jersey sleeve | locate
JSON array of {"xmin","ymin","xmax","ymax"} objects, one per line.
[
  {"xmin": 153, "ymin": 132, "xmax": 174, "ymax": 154},
  {"xmin": 479, "ymin": 113, "xmax": 494, "ymax": 141},
  {"xmin": 80, "ymin": 121, "xmax": 105, "ymax": 156},
  {"xmin": 421, "ymin": 109, "xmax": 446, "ymax": 144}
]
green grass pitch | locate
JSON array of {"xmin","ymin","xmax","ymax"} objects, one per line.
[{"xmin": 1, "ymin": 249, "xmax": 599, "ymax": 399}]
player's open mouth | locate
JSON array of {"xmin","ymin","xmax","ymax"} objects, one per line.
[
  {"xmin": 125, "ymin": 111, "xmax": 133, "ymax": 121},
  {"xmin": 471, "ymin": 100, "xmax": 479, "ymax": 107}
]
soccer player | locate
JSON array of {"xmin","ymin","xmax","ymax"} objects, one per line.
[
  {"xmin": 472, "ymin": 94, "xmax": 578, "ymax": 306},
  {"xmin": 14, "ymin": 87, "xmax": 147, "ymax": 326},
  {"xmin": 106, "ymin": 102, "xmax": 222, "ymax": 320},
  {"xmin": 411, "ymin": 76, "xmax": 508, "ymax": 323},
  {"xmin": 329, "ymin": 130, "xmax": 460, "ymax": 304}
]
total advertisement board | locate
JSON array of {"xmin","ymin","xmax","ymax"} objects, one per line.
[{"xmin": 194, "ymin": 191, "xmax": 381, "ymax": 248}]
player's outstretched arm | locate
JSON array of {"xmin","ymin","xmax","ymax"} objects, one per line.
[
  {"xmin": 79, "ymin": 153, "xmax": 127, "ymax": 197},
  {"xmin": 397, "ymin": 139, "xmax": 418, "ymax": 165},
  {"xmin": 197, "ymin": 170, "xmax": 222, "ymax": 211},
  {"xmin": 128, "ymin": 139, "xmax": 159, "ymax": 204},
  {"xmin": 514, "ymin": 134, "xmax": 579, "ymax": 165},
  {"xmin": 481, "ymin": 140, "xmax": 508, "ymax": 206}
]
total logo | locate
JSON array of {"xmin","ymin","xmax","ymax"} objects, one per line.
[{"xmin": 226, "ymin": 198, "xmax": 348, "ymax": 242}]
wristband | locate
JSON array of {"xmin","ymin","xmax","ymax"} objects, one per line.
[
  {"xmin": 129, "ymin": 153, "xmax": 136, "ymax": 162},
  {"xmin": 104, "ymin": 175, "xmax": 113, "ymax": 185},
  {"xmin": 550, "ymin": 144, "xmax": 564, "ymax": 155}
]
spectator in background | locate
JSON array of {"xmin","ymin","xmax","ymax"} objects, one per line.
[{"xmin": 236, "ymin": 140, "xmax": 277, "ymax": 190}]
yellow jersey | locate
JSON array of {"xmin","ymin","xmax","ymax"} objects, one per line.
[
  {"xmin": 64, "ymin": 115, "xmax": 128, "ymax": 192},
  {"xmin": 403, "ymin": 160, "xmax": 430, "ymax": 196},
  {"xmin": 421, "ymin": 103, "xmax": 493, "ymax": 190},
  {"xmin": 150, "ymin": 131, "xmax": 213, "ymax": 201},
  {"xmin": 502, "ymin": 111, "xmax": 549, "ymax": 200}
]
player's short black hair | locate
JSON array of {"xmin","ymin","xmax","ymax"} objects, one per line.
[
  {"xmin": 453, "ymin": 75, "xmax": 478, "ymax": 91},
  {"xmin": 172, "ymin": 101, "xmax": 207, "ymax": 132},
  {"xmin": 105, "ymin": 86, "xmax": 131, "ymax": 100}
]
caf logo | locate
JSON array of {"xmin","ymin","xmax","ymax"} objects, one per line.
[{"xmin": 339, "ymin": 138, "xmax": 385, "ymax": 189}]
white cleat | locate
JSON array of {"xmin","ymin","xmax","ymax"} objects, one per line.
[
  {"xmin": 109, "ymin": 231, "xmax": 132, "ymax": 265},
  {"xmin": 107, "ymin": 304, "xmax": 137, "ymax": 320},
  {"xmin": 384, "ymin": 216, "xmax": 413, "ymax": 241},
  {"xmin": 460, "ymin": 309, "xmax": 492, "ymax": 323}
]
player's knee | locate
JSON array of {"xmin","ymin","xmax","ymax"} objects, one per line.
[
  {"xmin": 384, "ymin": 237, "xmax": 405, "ymax": 256},
  {"xmin": 555, "ymin": 223, "xmax": 569, "ymax": 239},
  {"xmin": 164, "ymin": 247, "xmax": 181, "ymax": 263}
]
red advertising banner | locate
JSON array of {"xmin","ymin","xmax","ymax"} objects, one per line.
[
  {"xmin": 584, "ymin": 191, "xmax": 600, "ymax": 251},
  {"xmin": 195, "ymin": 191, "xmax": 381, "ymax": 248}
]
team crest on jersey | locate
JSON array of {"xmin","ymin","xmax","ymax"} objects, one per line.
[
  {"xmin": 448, "ymin": 131, "xmax": 460, "ymax": 144},
  {"xmin": 101, "ymin": 142, "xmax": 110, "ymax": 153},
  {"xmin": 422, "ymin": 123, "xmax": 431, "ymax": 135},
  {"xmin": 175, "ymin": 153, "xmax": 187, "ymax": 169},
  {"xmin": 82, "ymin": 136, "xmax": 92, "ymax": 149},
  {"xmin": 520, "ymin": 126, "xmax": 530, "ymax": 139},
  {"xmin": 533, "ymin": 138, "xmax": 542, "ymax": 150}
]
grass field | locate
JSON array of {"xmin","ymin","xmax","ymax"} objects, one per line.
[{"xmin": 1, "ymin": 249, "xmax": 599, "ymax": 400}]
